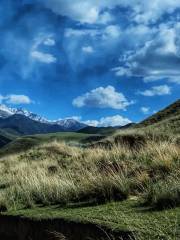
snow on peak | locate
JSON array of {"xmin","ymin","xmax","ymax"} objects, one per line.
[{"xmin": 0, "ymin": 104, "xmax": 86, "ymax": 130}]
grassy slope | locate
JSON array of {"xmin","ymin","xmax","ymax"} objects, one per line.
[
  {"xmin": 7, "ymin": 200, "xmax": 180, "ymax": 239},
  {"xmin": 0, "ymin": 128, "xmax": 20, "ymax": 148},
  {"xmin": 136, "ymin": 99, "xmax": 180, "ymax": 134},
  {"xmin": 0, "ymin": 132, "xmax": 98, "ymax": 156},
  {"xmin": 0, "ymin": 100, "xmax": 180, "ymax": 239},
  {"xmin": 0, "ymin": 140, "xmax": 179, "ymax": 239},
  {"xmin": 78, "ymin": 124, "xmax": 135, "ymax": 135},
  {"xmin": 78, "ymin": 126, "xmax": 117, "ymax": 135},
  {"xmin": 142, "ymin": 114, "xmax": 180, "ymax": 135}
]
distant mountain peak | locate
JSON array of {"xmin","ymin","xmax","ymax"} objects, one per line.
[
  {"xmin": 55, "ymin": 118, "xmax": 87, "ymax": 131},
  {"xmin": 0, "ymin": 104, "xmax": 86, "ymax": 131},
  {"xmin": 14, "ymin": 108, "xmax": 49, "ymax": 123},
  {"xmin": 0, "ymin": 104, "xmax": 14, "ymax": 118}
]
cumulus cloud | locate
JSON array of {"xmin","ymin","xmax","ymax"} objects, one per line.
[
  {"xmin": 98, "ymin": 12, "xmax": 114, "ymax": 24},
  {"xmin": 130, "ymin": 0, "xmax": 180, "ymax": 24},
  {"xmin": 73, "ymin": 86, "xmax": 133, "ymax": 110},
  {"xmin": 31, "ymin": 51, "xmax": 57, "ymax": 64},
  {"xmin": 113, "ymin": 23, "xmax": 180, "ymax": 84},
  {"xmin": 103, "ymin": 25, "xmax": 121, "ymax": 39},
  {"xmin": 65, "ymin": 25, "xmax": 121, "ymax": 41},
  {"xmin": 30, "ymin": 34, "xmax": 57, "ymax": 64},
  {"xmin": 41, "ymin": 0, "xmax": 99, "ymax": 24},
  {"xmin": 141, "ymin": 107, "xmax": 150, "ymax": 114},
  {"xmin": 39, "ymin": 0, "xmax": 180, "ymax": 25},
  {"xmin": 44, "ymin": 38, "xmax": 55, "ymax": 46},
  {"xmin": 65, "ymin": 28, "xmax": 99, "ymax": 38},
  {"xmin": 82, "ymin": 46, "xmax": 94, "ymax": 53},
  {"xmin": 83, "ymin": 115, "xmax": 132, "ymax": 127},
  {"xmin": 83, "ymin": 120, "xmax": 99, "ymax": 127},
  {"xmin": 39, "ymin": 0, "xmax": 116, "ymax": 24},
  {"xmin": 58, "ymin": 116, "xmax": 82, "ymax": 121},
  {"xmin": 139, "ymin": 85, "xmax": 171, "ymax": 96},
  {"xmin": 1, "ymin": 94, "xmax": 32, "ymax": 105}
]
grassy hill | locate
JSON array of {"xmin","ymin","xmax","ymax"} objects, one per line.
[
  {"xmin": 0, "ymin": 100, "xmax": 179, "ymax": 239},
  {"xmin": 1, "ymin": 99, "xmax": 179, "ymax": 156},
  {"xmin": 0, "ymin": 135, "xmax": 11, "ymax": 148},
  {"xmin": 86, "ymin": 99, "xmax": 180, "ymax": 152},
  {"xmin": 78, "ymin": 126, "xmax": 117, "ymax": 135},
  {"xmin": 136, "ymin": 99, "xmax": 180, "ymax": 133},
  {"xmin": 0, "ymin": 128, "xmax": 20, "ymax": 148},
  {"xmin": 0, "ymin": 132, "xmax": 100, "ymax": 156},
  {"xmin": 0, "ymin": 140, "xmax": 179, "ymax": 239},
  {"xmin": 78, "ymin": 123, "xmax": 135, "ymax": 135}
]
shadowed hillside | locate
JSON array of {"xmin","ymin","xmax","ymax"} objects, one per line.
[
  {"xmin": 137, "ymin": 99, "xmax": 180, "ymax": 128},
  {"xmin": 132, "ymin": 99, "xmax": 180, "ymax": 135},
  {"xmin": 78, "ymin": 123, "xmax": 135, "ymax": 135},
  {"xmin": 0, "ymin": 132, "xmax": 100, "ymax": 156},
  {"xmin": 0, "ymin": 114, "xmax": 67, "ymax": 135}
]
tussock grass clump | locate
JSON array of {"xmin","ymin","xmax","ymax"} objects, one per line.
[
  {"xmin": 0, "ymin": 138, "xmax": 179, "ymax": 210},
  {"xmin": 144, "ymin": 173, "xmax": 180, "ymax": 209}
]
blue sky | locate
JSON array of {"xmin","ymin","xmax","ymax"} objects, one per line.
[{"xmin": 0, "ymin": 0, "xmax": 180, "ymax": 126}]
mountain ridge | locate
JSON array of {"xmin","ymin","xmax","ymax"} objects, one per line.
[
  {"xmin": 137, "ymin": 99, "xmax": 180, "ymax": 128},
  {"xmin": 0, "ymin": 104, "xmax": 86, "ymax": 132}
]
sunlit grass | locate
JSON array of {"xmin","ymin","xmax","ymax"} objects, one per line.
[{"xmin": 0, "ymin": 138, "xmax": 179, "ymax": 211}]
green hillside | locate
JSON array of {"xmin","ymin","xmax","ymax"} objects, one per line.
[
  {"xmin": 78, "ymin": 126, "xmax": 116, "ymax": 135},
  {"xmin": 0, "ymin": 128, "xmax": 20, "ymax": 148},
  {"xmin": 0, "ymin": 132, "xmax": 98, "ymax": 156},
  {"xmin": 0, "ymin": 139, "xmax": 180, "ymax": 239},
  {"xmin": 78, "ymin": 123, "xmax": 135, "ymax": 135},
  {"xmin": 0, "ymin": 100, "xmax": 179, "ymax": 239}
]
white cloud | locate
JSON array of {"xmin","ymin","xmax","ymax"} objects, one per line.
[
  {"xmin": 32, "ymin": 34, "xmax": 56, "ymax": 48},
  {"xmin": 30, "ymin": 34, "xmax": 56, "ymax": 64},
  {"xmin": 31, "ymin": 51, "xmax": 57, "ymax": 64},
  {"xmin": 64, "ymin": 25, "xmax": 121, "ymax": 42},
  {"xmin": 141, "ymin": 107, "xmax": 150, "ymax": 114},
  {"xmin": 83, "ymin": 115, "xmax": 132, "ymax": 127},
  {"xmin": 82, "ymin": 46, "xmax": 94, "ymax": 53},
  {"xmin": 139, "ymin": 85, "xmax": 171, "ymax": 97},
  {"xmin": 1, "ymin": 94, "xmax": 32, "ymax": 105},
  {"xmin": 41, "ymin": 0, "xmax": 116, "ymax": 24},
  {"xmin": 43, "ymin": 0, "xmax": 99, "ymax": 24},
  {"xmin": 113, "ymin": 23, "xmax": 180, "ymax": 84},
  {"xmin": 65, "ymin": 28, "xmax": 99, "ymax": 38},
  {"xmin": 103, "ymin": 25, "xmax": 121, "ymax": 38},
  {"xmin": 131, "ymin": 0, "xmax": 180, "ymax": 24},
  {"xmin": 83, "ymin": 120, "xmax": 99, "ymax": 127},
  {"xmin": 73, "ymin": 86, "xmax": 133, "ymax": 110},
  {"xmin": 44, "ymin": 38, "xmax": 55, "ymax": 46},
  {"xmin": 40, "ymin": 0, "xmax": 180, "ymax": 25},
  {"xmin": 58, "ymin": 116, "xmax": 82, "ymax": 121},
  {"xmin": 98, "ymin": 12, "xmax": 114, "ymax": 24}
]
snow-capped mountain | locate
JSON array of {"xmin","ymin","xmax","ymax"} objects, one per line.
[
  {"xmin": 55, "ymin": 119, "xmax": 86, "ymax": 131},
  {"xmin": 14, "ymin": 109, "xmax": 49, "ymax": 123},
  {"xmin": 0, "ymin": 104, "xmax": 14, "ymax": 118},
  {"xmin": 0, "ymin": 104, "xmax": 48, "ymax": 123},
  {"xmin": 0, "ymin": 104, "xmax": 86, "ymax": 131}
]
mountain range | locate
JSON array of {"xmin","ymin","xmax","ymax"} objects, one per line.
[
  {"xmin": 0, "ymin": 99, "xmax": 179, "ymax": 145},
  {"xmin": 0, "ymin": 104, "xmax": 86, "ymax": 135}
]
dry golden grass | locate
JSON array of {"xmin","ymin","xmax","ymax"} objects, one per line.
[{"xmin": 0, "ymin": 139, "xmax": 179, "ymax": 210}]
